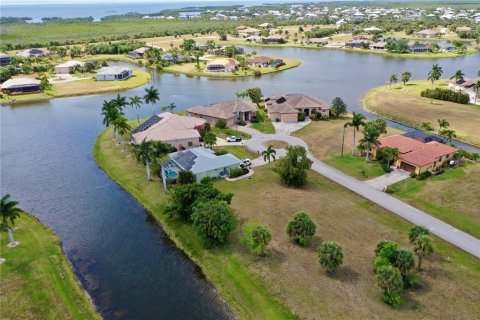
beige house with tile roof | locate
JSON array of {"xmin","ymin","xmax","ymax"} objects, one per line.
[
  {"xmin": 265, "ymin": 94, "xmax": 330, "ymax": 122},
  {"xmin": 187, "ymin": 100, "xmax": 257, "ymax": 127}
]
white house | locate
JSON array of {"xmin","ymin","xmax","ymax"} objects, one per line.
[
  {"xmin": 54, "ymin": 60, "xmax": 85, "ymax": 74},
  {"xmin": 95, "ymin": 67, "xmax": 132, "ymax": 81}
]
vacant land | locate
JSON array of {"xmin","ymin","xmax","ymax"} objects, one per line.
[
  {"xmin": 162, "ymin": 58, "xmax": 301, "ymax": 78},
  {"xmin": 363, "ymin": 80, "xmax": 480, "ymax": 146},
  {"xmin": 96, "ymin": 125, "xmax": 480, "ymax": 319},
  {"xmin": 263, "ymin": 140, "xmax": 289, "ymax": 149},
  {"xmin": 0, "ymin": 213, "xmax": 99, "ymax": 319},
  {"xmin": 293, "ymin": 118, "xmax": 405, "ymax": 179},
  {"xmin": 388, "ymin": 164, "xmax": 480, "ymax": 239},
  {"xmin": 0, "ymin": 70, "xmax": 150, "ymax": 105},
  {"xmin": 211, "ymin": 127, "xmax": 251, "ymax": 140},
  {"xmin": 213, "ymin": 145, "xmax": 258, "ymax": 160}
]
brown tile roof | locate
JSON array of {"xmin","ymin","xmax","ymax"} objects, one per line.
[
  {"xmin": 265, "ymin": 94, "xmax": 330, "ymax": 114},
  {"xmin": 246, "ymin": 56, "xmax": 273, "ymax": 64},
  {"xmin": 378, "ymin": 135, "xmax": 458, "ymax": 167},
  {"xmin": 188, "ymin": 100, "xmax": 256, "ymax": 120}
]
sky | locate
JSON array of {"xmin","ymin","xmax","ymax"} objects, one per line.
[{"xmin": 2, "ymin": 0, "xmax": 272, "ymax": 5}]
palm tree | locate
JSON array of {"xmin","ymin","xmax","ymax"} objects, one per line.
[
  {"xmin": 344, "ymin": 112, "xmax": 367, "ymax": 156},
  {"xmin": 420, "ymin": 122, "xmax": 435, "ymax": 134},
  {"xmin": 129, "ymin": 95, "xmax": 143, "ymax": 124},
  {"xmin": 440, "ymin": 129, "xmax": 456, "ymax": 143},
  {"xmin": 112, "ymin": 94, "xmax": 128, "ymax": 111},
  {"xmin": 144, "ymin": 86, "xmax": 160, "ymax": 115},
  {"xmin": 262, "ymin": 145, "xmax": 277, "ymax": 165},
  {"xmin": 389, "ymin": 74, "xmax": 398, "ymax": 87},
  {"xmin": 427, "ymin": 64, "xmax": 443, "ymax": 88},
  {"xmin": 413, "ymin": 235, "xmax": 434, "ymax": 270},
  {"xmin": 449, "ymin": 70, "xmax": 464, "ymax": 84},
  {"xmin": 437, "ymin": 118, "xmax": 450, "ymax": 130},
  {"xmin": 113, "ymin": 116, "xmax": 131, "ymax": 150},
  {"xmin": 134, "ymin": 140, "xmax": 154, "ymax": 181},
  {"xmin": 1, "ymin": 194, "xmax": 21, "ymax": 247},
  {"xmin": 160, "ymin": 105, "xmax": 168, "ymax": 113},
  {"xmin": 381, "ymin": 147, "xmax": 399, "ymax": 169},
  {"xmin": 360, "ymin": 130, "xmax": 380, "ymax": 161},
  {"xmin": 168, "ymin": 102, "xmax": 176, "ymax": 112},
  {"xmin": 101, "ymin": 100, "xmax": 120, "ymax": 139}
]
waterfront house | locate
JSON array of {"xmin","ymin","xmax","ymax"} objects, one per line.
[
  {"xmin": 187, "ymin": 100, "xmax": 257, "ymax": 127},
  {"xmin": 161, "ymin": 53, "xmax": 190, "ymax": 63},
  {"xmin": 305, "ymin": 38, "xmax": 328, "ymax": 45},
  {"xmin": 204, "ymin": 58, "xmax": 237, "ymax": 73},
  {"xmin": 0, "ymin": 78, "xmax": 41, "ymax": 95},
  {"xmin": 165, "ymin": 147, "xmax": 242, "ymax": 182},
  {"xmin": 262, "ymin": 35, "xmax": 287, "ymax": 44},
  {"xmin": 95, "ymin": 67, "xmax": 132, "ymax": 81},
  {"xmin": 264, "ymin": 94, "xmax": 330, "ymax": 122},
  {"xmin": 415, "ymin": 29, "xmax": 437, "ymax": 38},
  {"xmin": 16, "ymin": 48, "xmax": 49, "ymax": 58},
  {"xmin": 128, "ymin": 47, "xmax": 149, "ymax": 59},
  {"xmin": 245, "ymin": 36, "xmax": 262, "ymax": 43},
  {"xmin": 373, "ymin": 135, "xmax": 458, "ymax": 174},
  {"xmin": 369, "ymin": 42, "xmax": 387, "ymax": 50},
  {"xmin": 131, "ymin": 112, "xmax": 206, "ymax": 149},
  {"xmin": 0, "ymin": 53, "xmax": 10, "ymax": 66},
  {"xmin": 408, "ymin": 41, "xmax": 431, "ymax": 53},
  {"xmin": 345, "ymin": 39, "xmax": 370, "ymax": 49},
  {"xmin": 238, "ymin": 27, "xmax": 261, "ymax": 38},
  {"xmin": 245, "ymin": 56, "xmax": 273, "ymax": 68},
  {"xmin": 54, "ymin": 60, "xmax": 85, "ymax": 74},
  {"xmin": 449, "ymin": 77, "xmax": 480, "ymax": 104}
]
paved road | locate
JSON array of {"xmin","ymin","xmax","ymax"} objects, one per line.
[{"xmin": 242, "ymin": 129, "xmax": 480, "ymax": 258}]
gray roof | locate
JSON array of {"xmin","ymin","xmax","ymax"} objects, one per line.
[
  {"xmin": 0, "ymin": 53, "xmax": 10, "ymax": 58},
  {"xmin": 169, "ymin": 147, "xmax": 241, "ymax": 174},
  {"xmin": 96, "ymin": 66, "xmax": 131, "ymax": 75},
  {"xmin": 1, "ymin": 77, "xmax": 41, "ymax": 89}
]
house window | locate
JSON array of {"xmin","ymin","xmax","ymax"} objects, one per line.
[{"xmin": 188, "ymin": 141, "xmax": 193, "ymax": 147}]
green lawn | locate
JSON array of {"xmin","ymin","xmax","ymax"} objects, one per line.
[
  {"xmin": 250, "ymin": 108, "xmax": 276, "ymax": 134},
  {"xmin": 94, "ymin": 128, "xmax": 296, "ymax": 320},
  {"xmin": 211, "ymin": 127, "xmax": 251, "ymax": 140},
  {"xmin": 0, "ymin": 213, "xmax": 100, "ymax": 319},
  {"xmin": 213, "ymin": 146, "xmax": 258, "ymax": 160},
  {"xmin": 387, "ymin": 164, "xmax": 480, "ymax": 239},
  {"xmin": 325, "ymin": 155, "xmax": 387, "ymax": 180}
]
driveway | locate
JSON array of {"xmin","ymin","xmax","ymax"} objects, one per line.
[
  {"xmin": 365, "ymin": 169, "xmax": 411, "ymax": 190},
  {"xmin": 240, "ymin": 127, "xmax": 480, "ymax": 258},
  {"xmin": 272, "ymin": 119, "xmax": 311, "ymax": 135},
  {"xmin": 216, "ymin": 137, "xmax": 243, "ymax": 146}
]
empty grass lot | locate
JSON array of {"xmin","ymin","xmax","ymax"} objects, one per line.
[
  {"xmin": 363, "ymin": 80, "xmax": 480, "ymax": 146},
  {"xmin": 213, "ymin": 146, "xmax": 258, "ymax": 160},
  {"xmin": 388, "ymin": 164, "xmax": 480, "ymax": 239},
  {"xmin": 95, "ymin": 125, "xmax": 479, "ymax": 319},
  {"xmin": 292, "ymin": 117, "xmax": 405, "ymax": 180},
  {"xmin": 0, "ymin": 213, "xmax": 99, "ymax": 319}
]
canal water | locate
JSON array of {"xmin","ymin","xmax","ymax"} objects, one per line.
[{"xmin": 1, "ymin": 48, "xmax": 479, "ymax": 319}]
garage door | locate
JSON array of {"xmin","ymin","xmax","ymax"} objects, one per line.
[{"xmin": 400, "ymin": 161, "xmax": 416, "ymax": 173}]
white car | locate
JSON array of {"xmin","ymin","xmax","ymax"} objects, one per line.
[
  {"xmin": 226, "ymin": 136, "xmax": 242, "ymax": 142},
  {"xmin": 242, "ymin": 159, "xmax": 252, "ymax": 166}
]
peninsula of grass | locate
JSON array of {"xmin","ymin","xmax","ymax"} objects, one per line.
[
  {"xmin": 292, "ymin": 117, "xmax": 405, "ymax": 180},
  {"xmin": 94, "ymin": 125, "xmax": 480, "ymax": 319},
  {"xmin": 388, "ymin": 164, "xmax": 480, "ymax": 239},
  {"xmin": 0, "ymin": 70, "xmax": 151, "ymax": 105},
  {"xmin": 162, "ymin": 58, "xmax": 301, "ymax": 78},
  {"xmin": 363, "ymin": 80, "xmax": 480, "ymax": 146},
  {"xmin": 0, "ymin": 212, "xmax": 100, "ymax": 319}
]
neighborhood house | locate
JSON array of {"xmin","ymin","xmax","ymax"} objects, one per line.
[
  {"xmin": 205, "ymin": 58, "xmax": 237, "ymax": 73},
  {"xmin": 187, "ymin": 100, "xmax": 257, "ymax": 127},
  {"xmin": 54, "ymin": 60, "xmax": 85, "ymax": 74},
  {"xmin": 449, "ymin": 77, "xmax": 480, "ymax": 104},
  {"xmin": 238, "ymin": 27, "xmax": 261, "ymax": 37},
  {"xmin": 16, "ymin": 48, "xmax": 49, "ymax": 57},
  {"xmin": 164, "ymin": 147, "xmax": 242, "ymax": 182},
  {"xmin": 265, "ymin": 94, "xmax": 330, "ymax": 122},
  {"xmin": 128, "ymin": 47, "xmax": 149, "ymax": 59},
  {"xmin": 0, "ymin": 78, "xmax": 42, "ymax": 95},
  {"xmin": 374, "ymin": 135, "xmax": 458, "ymax": 174},
  {"xmin": 245, "ymin": 56, "xmax": 273, "ymax": 68},
  {"xmin": 95, "ymin": 67, "xmax": 132, "ymax": 81},
  {"xmin": 0, "ymin": 53, "xmax": 10, "ymax": 66},
  {"xmin": 130, "ymin": 112, "xmax": 206, "ymax": 149}
]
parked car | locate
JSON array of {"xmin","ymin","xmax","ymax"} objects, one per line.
[
  {"xmin": 242, "ymin": 159, "xmax": 252, "ymax": 166},
  {"xmin": 226, "ymin": 136, "xmax": 242, "ymax": 142}
]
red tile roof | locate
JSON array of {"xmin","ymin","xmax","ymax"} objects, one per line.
[{"xmin": 378, "ymin": 135, "xmax": 458, "ymax": 167}]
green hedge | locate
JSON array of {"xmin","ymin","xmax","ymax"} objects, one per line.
[{"xmin": 420, "ymin": 87, "xmax": 470, "ymax": 104}]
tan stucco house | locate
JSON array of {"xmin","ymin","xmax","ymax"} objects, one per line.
[
  {"xmin": 187, "ymin": 100, "xmax": 257, "ymax": 127},
  {"xmin": 264, "ymin": 94, "xmax": 330, "ymax": 122}
]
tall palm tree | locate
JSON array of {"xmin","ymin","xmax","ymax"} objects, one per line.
[
  {"xmin": 101, "ymin": 100, "xmax": 120, "ymax": 139},
  {"xmin": 344, "ymin": 112, "xmax": 367, "ymax": 156},
  {"xmin": 262, "ymin": 145, "xmax": 277, "ymax": 165},
  {"xmin": 1, "ymin": 194, "xmax": 21, "ymax": 247},
  {"xmin": 360, "ymin": 130, "xmax": 380, "ymax": 161},
  {"xmin": 449, "ymin": 70, "xmax": 464, "ymax": 84},
  {"xmin": 381, "ymin": 147, "xmax": 399, "ymax": 169},
  {"xmin": 113, "ymin": 116, "xmax": 132, "ymax": 150},
  {"xmin": 437, "ymin": 118, "xmax": 450, "ymax": 130},
  {"xmin": 427, "ymin": 64, "xmax": 443, "ymax": 88},
  {"xmin": 413, "ymin": 235, "xmax": 433, "ymax": 270},
  {"xmin": 144, "ymin": 86, "xmax": 160, "ymax": 115},
  {"xmin": 168, "ymin": 102, "xmax": 176, "ymax": 112},
  {"xmin": 112, "ymin": 94, "xmax": 128, "ymax": 111},
  {"xmin": 129, "ymin": 95, "xmax": 143, "ymax": 124},
  {"xmin": 440, "ymin": 129, "xmax": 456, "ymax": 144},
  {"xmin": 420, "ymin": 122, "xmax": 435, "ymax": 134},
  {"xmin": 134, "ymin": 140, "xmax": 154, "ymax": 181}
]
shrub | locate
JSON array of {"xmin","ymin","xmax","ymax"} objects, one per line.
[
  {"xmin": 409, "ymin": 172, "xmax": 417, "ymax": 178},
  {"xmin": 177, "ymin": 170, "xmax": 195, "ymax": 185},
  {"xmin": 416, "ymin": 171, "xmax": 432, "ymax": 180},
  {"xmin": 376, "ymin": 265, "xmax": 404, "ymax": 308},
  {"xmin": 287, "ymin": 211, "xmax": 316, "ymax": 246},
  {"xmin": 273, "ymin": 146, "xmax": 313, "ymax": 187},
  {"xmin": 298, "ymin": 112, "xmax": 306, "ymax": 121},
  {"xmin": 214, "ymin": 149, "xmax": 228, "ymax": 156},
  {"xmin": 375, "ymin": 240, "xmax": 398, "ymax": 263},
  {"xmin": 215, "ymin": 119, "xmax": 227, "ymax": 129},
  {"xmin": 191, "ymin": 200, "xmax": 237, "ymax": 246},
  {"xmin": 229, "ymin": 167, "xmax": 248, "ymax": 178},
  {"xmin": 373, "ymin": 256, "xmax": 391, "ymax": 273},
  {"xmin": 420, "ymin": 88, "xmax": 470, "ymax": 104},
  {"xmin": 241, "ymin": 223, "xmax": 272, "ymax": 256},
  {"xmin": 253, "ymin": 70, "xmax": 262, "ymax": 77},
  {"xmin": 382, "ymin": 293, "xmax": 403, "ymax": 308},
  {"xmin": 318, "ymin": 241, "xmax": 344, "ymax": 273}
]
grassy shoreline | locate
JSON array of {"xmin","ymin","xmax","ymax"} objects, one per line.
[
  {"xmin": 0, "ymin": 69, "xmax": 151, "ymax": 106},
  {"xmin": 0, "ymin": 212, "xmax": 100, "ymax": 319},
  {"xmin": 93, "ymin": 127, "xmax": 296, "ymax": 320},
  {"xmin": 363, "ymin": 80, "xmax": 480, "ymax": 147}
]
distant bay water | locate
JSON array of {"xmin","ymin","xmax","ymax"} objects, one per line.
[{"xmin": 0, "ymin": 1, "xmax": 299, "ymax": 22}]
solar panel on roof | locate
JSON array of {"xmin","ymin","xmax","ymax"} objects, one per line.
[
  {"xmin": 131, "ymin": 115, "xmax": 162, "ymax": 134},
  {"xmin": 171, "ymin": 150, "xmax": 197, "ymax": 170}
]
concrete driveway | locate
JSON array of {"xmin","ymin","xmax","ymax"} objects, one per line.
[
  {"xmin": 216, "ymin": 137, "xmax": 244, "ymax": 146},
  {"xmin": 272, "ymin": 119, "xmax": 311, "ymax": 135},
  {"xmin": 365, "ymin": 169, "xmax": 411, "ymax": 190}
]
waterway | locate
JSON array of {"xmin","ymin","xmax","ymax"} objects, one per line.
[{"xmin": 1, "ymin": 47, "xmax": 479, "ymax": 319}]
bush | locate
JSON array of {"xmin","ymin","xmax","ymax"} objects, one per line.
[
  {"xmin": 214, "ymin": 149, "xmax": 228, "ymax": 156},
  {"xmin": 297, "ymin": 112, "xmax": 306, "ymax": 122},
  {"xmin": 373, "ymin": 256, "xmax": 391, "ymax": 273},
  {"xmin": 241, "ymin": 223, "xmax": 272, "ymax": 256},
  {"xmin": 420, "ymin": 88, "xmax": 470, "ymax": 104},
  {"xmin": 382, "ymin": 293, "xmax": 403, "ymax": 308},
  {"xmin": 416, "ymin": 171, "xmax": 432, "ymax": 180},
  {"xmin": 253, "ymin": 70, "xmax": 262, "ymax": 77},
  {"xmin": 273, "ymin": 146, "xmax": 313, "ymax": 187},
  {"xmin": 191, "ymin": 200, "xmax": 237, "ymax": 246},
  {"xmin": 229, "ymin": 167, "xmax": 248, "ymax": 178},
  {"xmin": 215, "ymin": 119, "xmax": 227, "ymax": 129},
  {"xmin": 409, "ymin": 172, "xmax": 417, "ymax": 178},
  {"xmin": 287, "ymin": 211, "xmax": 316, "ymax": 246},
  {"xmin": 177, "ymin": 170, "xmax": 195, "ymax": 185}
]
